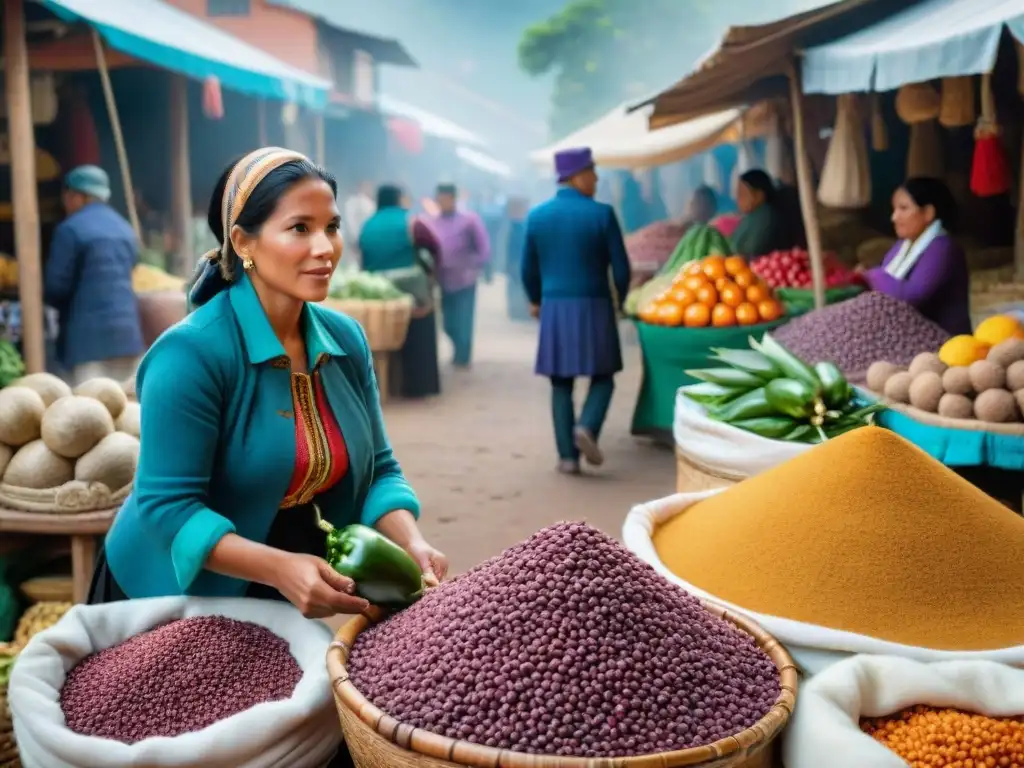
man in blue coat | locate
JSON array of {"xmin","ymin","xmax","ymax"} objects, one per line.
[
  {"xmin": 44, "ymin": 165, "xmax": 143, "ymax": 384},
  {"xmin": 522, "ymin": 147, "xmax": 631, "ymax": 475}
]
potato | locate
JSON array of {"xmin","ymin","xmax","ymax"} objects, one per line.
[
  {"xmin": 883, "ymin": 371, "xmax": 913, "ymax": 403},
  {"xmin": 942, "ymin": 366, "xmax": 973, "ymax": 396},
  {"xmin": 11, "ymin": 373, "xmax": 71, "ymax": 407},
  {"xmin": 40, "ymin": 395, "xmax": 114, "ymax": 459},
  {"xmin": 74, "ymin": 432, "xmax": 140, "ymax": 492},
  {"xmin": 0, "ymin": 387, "xmax": 46, "ymax": 446},
  {"xmin": 987, "ymin": 338, "xmax": 1024, "ymax": 369},
  {"xmin": 114, "ymin": 401, "xmax": 140, "ymax": 438},
  {"xmin": 908, "ymin": 372, "xmax": 943, "ymax": 412},
  {"xmin": 973, "ymin": 389, "xmax": 1019, "ymax": 423},
  {"xmin": 73, "ymin": 377, "xmax": 128, "ymax": 419},
  {"xmin": 968, "ymin": 360, "xmax": 1006, "ymax": 393},
  {"xmin": 866, "ymin": 361, "xmax": 902, "ymax": 393},
  {"xmin": 937, "ymin": 393, "xmax": 974, "ymax": 420},
  {"xmin": 908, "ymin": 352, "xmax": 946, "ymax": 378},
  {"xmin": 1006, "ymin": 360, "xmax": 1024, "ymax": 392},
  {"xmin": 3, "ymin": 440, "xmax": 74, "ymax": 489}
]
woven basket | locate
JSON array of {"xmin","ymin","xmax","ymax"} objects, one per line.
[
  {"xmin": 327, "ymin": 606, "xmax": 797, "ymax": 768},
  {"xmin": 0, "ymin": 479, "xmax": 131, "ymax": 515},
  {"xmin": 675, "ymin": 448, "xmax": 738, "ymax": 494},
  {"xmin": 321, "ymin": 297, "xmax": 414, "ymax": 353},
  {"xmin": 18, "ymin": 576, "xmax": 72, "ymax": 604}
]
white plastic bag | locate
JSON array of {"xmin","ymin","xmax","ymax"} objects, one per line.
[
  {"xmin": 674, "ymin": 392, "xmax": 812, "ymax": 480},
  {"xmin": 622, "ymin": 492, "xmax": 1024, "ymax": 674},
  {"xmin": 10, "ymin": 597, "xmax": 341, "ymax": 768},
  {"xmin": 783, "ymin": 655, "xmax": 1024, "ymax": 768}
]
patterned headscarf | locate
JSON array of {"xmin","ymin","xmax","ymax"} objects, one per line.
[{"xmin": 189, "ymin": 147, "xmax": 308, "ymax": 309}]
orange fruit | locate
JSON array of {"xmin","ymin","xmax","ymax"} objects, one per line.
[
  {"xmin": 757, "ymin": 299, "xmax": 784, "ymax": 322},
  {"xmin": 724, "ymin": 255, "xmax": 748, "ymax": 276},
  {"xmin": 711, "ymin": 303, "xmax": 736, "ymax": 327},
  {"xmin": 695, "ymin": 284, "xmax": 719, "ymax": 307},
  {"xmin": 684, "ymin": 261, "xmax": 705, "ymax": 276},
  {"xmin": 682, "ymin": 274, "xmax": 708, "ymax": 292},
  {"xmin": 715, "ymin": 276, "xmax": 730, "ymax": 292},
  {"xmin": 683, "ymin": 302, "xmax": 711, "ymax": 328},
  {"xmin": 669, "ymin": 287, "xmax": 696, "ymax": 307},
  {"xmin": 733, "ymin": 269, "xmax": 756, "ymax": 289},
  {"xmin": 719, "ymin": 282, "xmax": 743, "ymax": 308},
  {"xmin": 638, "ymin": 302, "xmax": 659, "ymax": 324},
  {"xmin": 746, "ymin": 283, "xmax": 772, "ymax": 304},
  {"xmin": 657, "ymin": 302, "xmax": 685, "ymax": 327},
  {"xmin": 735, "ymin": 302, "xmax": 760, "ymax": 326},
  {"xmin": 702, "ymin": 255, "xmax": 727, "ymax": 281}
]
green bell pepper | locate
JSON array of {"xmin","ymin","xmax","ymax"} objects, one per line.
[{"xmin": 314, "ymin": 506, "xmax": 426, "ymax": 609}]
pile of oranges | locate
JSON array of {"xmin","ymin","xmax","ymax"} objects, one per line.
[{"xmin": 638, "ymin": 254, "xmax": 785, "ymax": 328}]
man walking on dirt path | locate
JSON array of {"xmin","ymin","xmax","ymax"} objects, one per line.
[{"xmin": 522, "ymin": 147, "xmax": 631, "ymax": 475}]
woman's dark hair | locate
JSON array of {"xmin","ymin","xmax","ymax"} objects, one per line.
[
  {"xmin": 376, "ymin": 184, "xmax": 403, "ymax": 209},
  {"xmin": 691, "ymin": 185, "xmax": 717, "ymax": 217},
  {"xmin": 900, "ymin": 176, "xmax": 957, "ymax": 232},
  {"xmin": 739, "ymin": 169, "xmax": 776, "ymax": 204},
  {"xmin": 206, "ymin": 156, "xmax": 337, "ymax": 281}
]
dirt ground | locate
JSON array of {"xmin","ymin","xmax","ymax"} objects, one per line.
[{"xmin": 381, "ymin": 277, "xmax": 676, "ymax": 576}]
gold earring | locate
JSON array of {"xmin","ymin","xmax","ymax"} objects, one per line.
[{"xmin": 242, "ymin": 256, "xmax": 255, "ymax": 272}]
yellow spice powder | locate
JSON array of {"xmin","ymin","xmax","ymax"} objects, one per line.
[{"xmin": 654, "ymin": 426, "xmax": 1024, "ymax": 650}]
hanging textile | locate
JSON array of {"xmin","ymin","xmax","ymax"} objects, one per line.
[
  {"xmin": 202, "ymin": 76, "xmax": 224, "ymax": 120},
  {"xmin": 970, "ymin": 73, "xmax": 1011, "ymax": 198},
  {"xmin": 818, "ymin": 94, "xmax": 871, "ymax": 209},
  {"xmin": 67, "ymin": 87, "xmax": 101, "ymax": 168},
  {"xmin": 870, "ymin": 94, "xmax": 888, "ymax": 152}
]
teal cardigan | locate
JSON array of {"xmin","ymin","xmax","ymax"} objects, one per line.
[{"xmin": 104, "ymin": 276, "xmax": 420, "ymax": 598}]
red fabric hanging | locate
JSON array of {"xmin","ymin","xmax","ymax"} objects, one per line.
[
  {"xmin": 971, "ymin": 130, "xmax": 1011, "ymax": 197},
  {"xmin": 67, "ymin": 88, "xmax": 101, "ymax": 167},
  {"xmin": 203, "ymin": 76, "xmax": 224, "ymax": 120},
  {"xmin": 387, "ymin": 117, "xmax": 423, "ymax": 154}
]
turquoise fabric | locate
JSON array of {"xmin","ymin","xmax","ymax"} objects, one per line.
[
  {"xmin": 731, "ymin": 203, "xmax": 784, "ymax": 259},
  {"xmin": 631, "ymin": 317, "xmax": 790, "ymax": 438},
  {"xmin": 41, "ymin": 0, "xmax": 329, "ymax": 109},
  {"xmin": 105, "ymin": 275, "xmax": 419, "ymax": 599},
  {"xmin": 878, "ymin": 408, "xmax": 1024, "ymax": 471},
  {"xmin": 359, "ymin": 207, "xmax": 417, "ymax": 272}
]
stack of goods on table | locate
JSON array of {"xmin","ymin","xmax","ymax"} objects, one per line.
[
  {"xmin": 623, "ymin": 219, "xmax": 690, "ymax": 283},
  {"xmin": 131, "ymin": 264, "xmax": 187, "ymax": 347},
  {"xmin": 623, "ymin": 223, "xmax": 730, "ymax": 316},
  {"xmin": 866, "ymin": 315, "xmax": 1024, "ymax": 424},
  {"xmin": 10, "ymin": 599, "xmax": 339, "ymax": 767},
  {"xmin": 635, "ymin": 254, "xmax": 785, "ymax": 328},
  {"xmin": 681, "ymin": 333, "xmax": 882, "ymax": 444},
  {"xmin": 750, "ymin": 247, "xmax": 864, "ymax": 311},
  {"xmin": 332, "ymin": 521, "xmax": 795, "ymax": 765},
  {"xmin": 772, "ymin": 291, "xmax": 951, "ymax": 384},
  {"xmin": 324, "ymin": 271, "xmax": 413, "ymax": 352},
  {"xmin": 0, "ymin": 373, "xmax": 140, "ymax": 512},
  {"xmin": 624, "ymin": 426, "xmax": 1024, "ymax": 674}
]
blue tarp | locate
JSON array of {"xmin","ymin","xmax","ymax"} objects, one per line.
[
  {"xmin": 802, "ymin": 0, "xmax": 1024, "ymax": 94},
  {"xmin": 41, "ymin": 0, "xmax": 331, "ymax": 109}
]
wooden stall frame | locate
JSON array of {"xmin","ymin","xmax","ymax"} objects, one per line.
[
  {"xmin": 170, "ymin": 73, "xmax": 193, "ymax": 276},
  {"xmin": 4, "ymin": 0, "xmax": 45, "ymax": 374},
  {"xmin": 787, "ymin": 59, "xmax": 826, "ymax": 310}
]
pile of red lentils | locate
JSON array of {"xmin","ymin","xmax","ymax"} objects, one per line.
[{"xmin": 861, "ymin": 705, "xmax": 1024, "ymax": 768}]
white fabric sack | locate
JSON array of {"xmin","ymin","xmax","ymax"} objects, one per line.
[
  {"xmin": 673, "ymin": 392, "xmax": 812, "ymax": 480},
  {"xmin": 10, "ymin": 597, "xmax": 341, "ymax": 768},
  {"xmin": 783, "ymin": 655, "xmax": 1024, "ymax": 768},
  {"xmin": 622, "ymin": 492, "xmax": 1024, "ymax": 675}
]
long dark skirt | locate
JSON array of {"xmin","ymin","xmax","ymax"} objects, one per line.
[
  {"xmin": 392, "ymin": 310, "xmax": 441, "ymax": 399},
  {"xmin": 86, "ymin": 504, "xmax": 356, "ymax": 768},
  {"xmin": 535, "ymin": 296, "xmax": 623, "ymax": 378}
]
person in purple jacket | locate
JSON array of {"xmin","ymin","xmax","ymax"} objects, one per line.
[{"xmin": 863, "ymin": 177, "xmax": 972, "ymax": 336}]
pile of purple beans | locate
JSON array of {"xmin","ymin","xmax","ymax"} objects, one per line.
[
  {"xmin": 773, "ymin": 291, "xmax": 950, "ymax": 378},
  {"xmin": 348, "ymin": 522, "xmax": 781, "ymax": 758},
  {"xmin": 60, "ymin": 616, "xmax": 302, "ymax": 743}
]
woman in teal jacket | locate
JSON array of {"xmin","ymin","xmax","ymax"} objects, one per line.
[{"xmin": 88, "ymin": 147, "xmax": 448, "ymax": 621}]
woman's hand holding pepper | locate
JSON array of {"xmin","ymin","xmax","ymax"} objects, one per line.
[
  {"xmin": 404, "ymin": 538, "xmax": 449, "ymax": 585},
  {"xmin": 273, "ymin": 552, "xmax": 370, "ymax": 619},
  {"xmin": 374, "ymin": 509, "xmax": 449, "ymax": 584}
]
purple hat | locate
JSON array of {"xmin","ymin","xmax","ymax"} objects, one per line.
[{"xmin": 554, "ymin": 147, "xmax": 594, "ymax": 183}]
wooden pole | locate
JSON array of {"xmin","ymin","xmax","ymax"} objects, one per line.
[
  {"xmin": 169, "ymin": 74, "xmax": 193, "ymax": 276},
  {"xmin": 257, "ymin": 99, "xmax": 268, "ymax": 146},
  {"xmin": 1016, "ymin": 132, "xmax": 1024, "ymax": 282},
  {"xmin": 788, "ymin": 60, "xmax": 826, "ymax": 310},
  {"xmin": 91, "ymin": 29, "xmax": 141, "ymax": 240},
  {"xmin": 4, "ymin": 0, "xmax": 45, "ymax": 374}
]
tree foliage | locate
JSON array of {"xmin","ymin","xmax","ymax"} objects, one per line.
[{"xmin": 518, "ymin": 0, "xmax": 716, "ymax": 139}]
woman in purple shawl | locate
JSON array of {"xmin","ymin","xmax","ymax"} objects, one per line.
[{"xmin": 862, "ymin": 177, "xmax": 971, "ymax": 336}]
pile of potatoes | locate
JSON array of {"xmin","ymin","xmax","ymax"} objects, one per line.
[
  {"xmin": 0, "ymin": 373, "xmax": 140, "ymax": 492},
  {"xmin": 867, "ymin": 338, "xmax": 1024, "ymax": 423}
]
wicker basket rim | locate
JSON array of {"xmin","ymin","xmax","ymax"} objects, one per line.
[
  {"xmin": 867, "ymin": 392, "xmax": 1024, "ymax": 436},
  {"xmin": 327, "ymin": 600, "xmax": 798, "ymax": 768}
]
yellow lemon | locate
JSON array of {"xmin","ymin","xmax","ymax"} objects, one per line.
[
  {"xmin": 938, "ymin": 335, "xmax": 991, "ymax": 367},
  {"xmin": 974, "ymin": 314, "xmax": 1024, "ymax": 347}
]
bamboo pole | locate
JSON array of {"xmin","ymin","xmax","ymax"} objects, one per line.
[
  {"xmin": 91, "ymin": 29, "xmax": 141, "ymax": 240},
  {"xmin": 788, "ymin": 60, "xmax": 826, "ymax": 310},
  {"xmin": 4, "ymin": 0, "xmax": 45, "ymax": 373},
  {"xmin": 169, "ymin": 74, "xmax": 193, "ymax": 276}
]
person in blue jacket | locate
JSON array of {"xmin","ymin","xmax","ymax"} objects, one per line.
[
  {"xmin": 87, "ymin": 148, "xmax": 448, "ymax": 625},
  {"xmin": 522, "ymin": 147, "xmax": 631, "ymax": 475}
]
